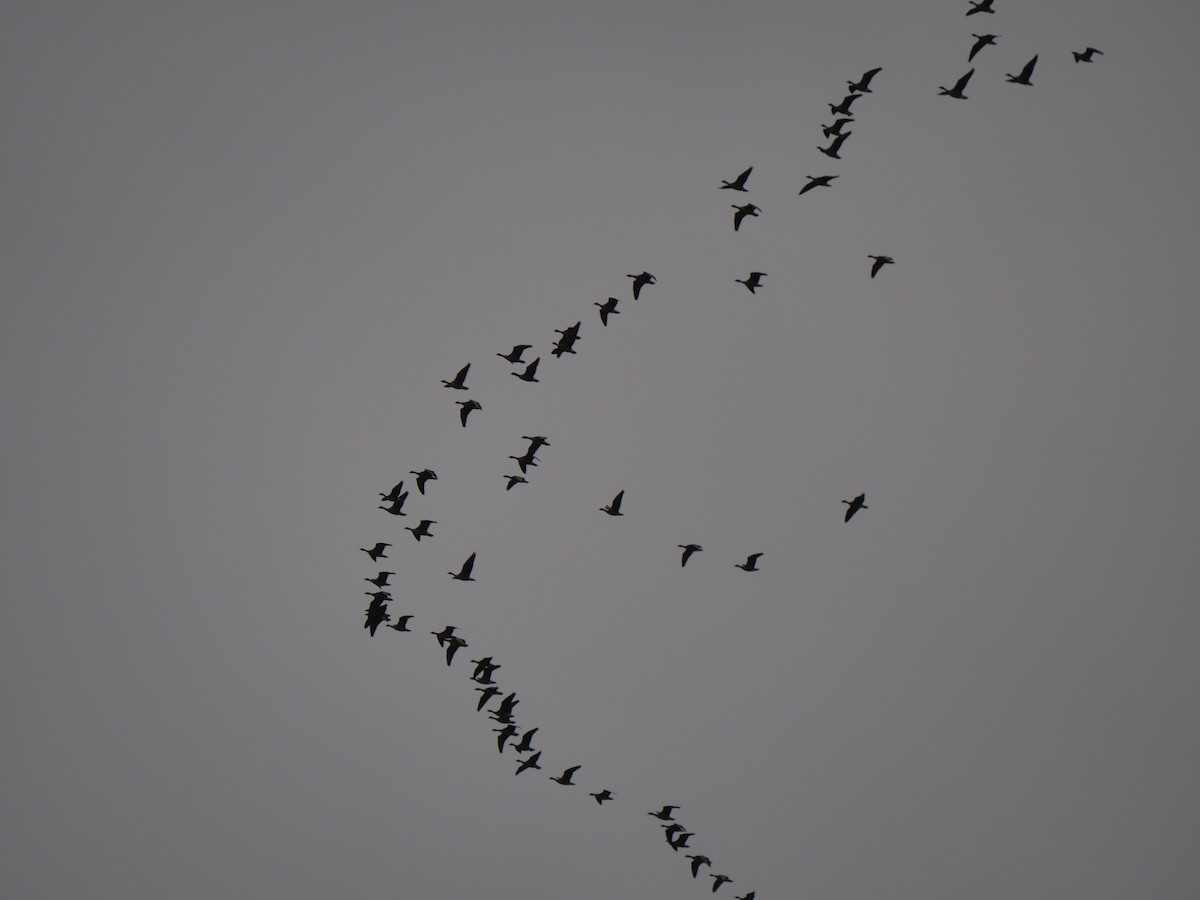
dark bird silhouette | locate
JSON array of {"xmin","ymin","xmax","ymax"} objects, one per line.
[
  {"xmin": 600, "ymin": 490, "xmax": 625, "ymax": 516},
  {"xmin": 939, "ymin": 69, "xmax": 974, "ymax": 98},
  {"xmin": 511, "ymin": 728, "xmax": 539, "ymax": 754},
  {"xmin": 590, "ymin": 789, "xmax": 614, "ymax": 804},
  {"xmin": 509, "ymin": 451, "xmax": 539, "ymax": 474},
  {"xmin": 662, "ymin": 823, "xmax": 685, "ymax": 842},
  {"xmin": 550, "ymin": 765, "xmax": 581, "ymax": 785},
  {"xmin": 968, "ymin": 33, "xmax": 998, "ymax": 61},
  {"xmin": 595, "ymin": 296, "xmax": 620, "ymax": 326},
  {"xmin": 365, "ymin": 571, "xmax": 394, "ymax": 588},
  {"xmin": 799, "ymin": 174, "xmax": 838, "ymax": 196},
  {"xmin": 494, "ymin": 724, "xmax": 518, "ymax": 752},
  {"xmin": 456, "ymin": 399, "xmax": 481, "ymax": 427},
  {"xmin": 365, "ymin": 590, "xmax": 391, "ymax": 604},
  {"xmin": 720, "ymin": 166, "xmax": 753, "ymax": 191},
  {"xmin": 449, "ymin": 552, "xmax": 476, "ymax": 581},
  {"xmin": 1073, "ymin": 47, "xmax": 1103, "ymax": 62},
  {"xmin": 431, "ymin": 625, "xmax": 459, "ymax": 647},
  {"xmin": 847, "ymin": 67, "xmax": 882, "ymax": 93},
  {"xmin": 492, "ymin": 692, "xmax": 519, "ymax": 719},
  {"xmin": 711, "ymin": 874, "xmax": 733, "ymax": 892},
  {"xmin": 821, "ymin": 117, "xmax": 854, "ymax": 138},
  {"xmin": 628, "ymin": 271, "xmax": 656, "ymax": 300},
  {"xmin": 1006, "ymin": 55, "xmax": 1038, "ymax": 85},
  {"xmin": 379, "ymin": 481, "xmax": 405, "ymax": 503},
  {"xmin": 829, "ymin": 93, "xmax": 861, "ymax": 116},
  {"xmin": 512, "ymin": 358, "xmax": 540, "ymax": 382},
  {"xmin": 552, "ymin": 322, "xmax": 581, "ymax": 357},
  {"xmin": 523, "ymin": 436, "xmax": 550, "ymax": 453},
  {"xmin": 818, "ymin": 132, "xmax": 851, "ymax": 159},
  {"xmin": 687, "ymin": 855, "xmax": 713, "ymax": 878},
  {"xmin": 869, "ymin": 255, "xmax": 894, "ymax": 278},
  {"xmin": 842, "ymin": 492, "xmax": 869, "ymax": 522},
  {"xmin": 515, "ymin": 751, "xmax": 542, "ymax": 775},
  {"xmin": 361, "ymin": 542, "xmax": 391, "ymax": 561},
  {"xmin": 649, "ymin": 805, "xmax": 679, "ymax": 820},
  {"xmin": 736, "ymin": 272, "xmax": 766, "ymax": 293},
  {"xmin": 736, "ymin": 553, "xmax": 763, "ymax": 572},
  {"xmin": 678, "ymin": 544, "xmax": 703, "ymax": 567},
  {"xmin": 405, "ymin": 519, "xmax": 436, "ymax": 541},
  {"xmin": 364, "ymin": 596, "xmax": 390, "ymax": 636},
  {"xmin": 736, "ymin": 893, "xmax": 756, "ymax": 900},
  {"xmin": 379, "ymin": 493, "xmax": 409, "ymax": 516},
  {"xmin": 385, "ymin": 615, "xmax": 413, "ymax": 632},
  {"xmin": 475, "ymin": 685, "xmax": 502, "ymax": 710},
  {"xmin": 504, "ymin": 474, "xmax": 528, "ymax": 490},
  {"xmin": 445, "ymin": 635, "xmax": 467, "ymax": 665},
  {"xmin": 442, "ymin": 363, "xmax": 471, "ymax": 390},
  {"xmin": 409, "ymin": 469, "xmax": 438, "ymax": 494},
  {"xmin": 472, "ymin": 661, "xmax": 501, "ymax": 685},
  {"xmin": 732, "ymin": 203, "xmax": 760, "ymax": 231},
  {"xmin": 966, "ymin": 0, "xmax": 995, "ymax": 14},
  {"xmin": 470, "ymin": 657, "xmax": 497, "ymax": 681},
  {"xmin": 668, "ymin": 832, "xmax": 694, "ymax": 851},
  {"xmin": 489, "ymin": 708, "xmax": 516, "ymax": 725},
  {"xmin": 497, "ymin": 344, "xmax": 532, "ymax": 364}
]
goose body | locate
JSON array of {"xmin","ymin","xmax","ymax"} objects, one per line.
[
  {"xmin": 456, "ymin": 399, "xmax": 481, "ymax": 427},
  {"xmin": 818, "ymin": 132, "xmax": 851, "ymax": 158},
  {"xmin": 732, "ymin": 203, "xmax": 760, "ymax": 231},
  {"xmin": 799, "ymin": 174, "xmax": 838, "ymax": 195},
  {"xmin": 736, "ymin": 272, "xmax": 766, "ymax": 293},
  {"xmin": 449, "ymin": 552, "xmax": 477, "ymax": 581},
  {"xmin": 361, "ymin": 542, "xmax": 391, "ymax": 561},
  {"xmin": 939, "ymin": 68, "xmax": 974, "ymax": 98},
  {"xmin": 720, "ymin": 166, "xmax": 753, "ymax": 191},
  {"xmin": 600, "ymin": 490, "xmax": 625, "ymax": 516},
  {"xmin": 442, "ymin": 363, "xmax": 470, "ymax": 390},
  {"xmin": 1006, "ymin": 55, "xmax": 1038, "ymax": 85},
  {"xmin": 679, "ymin": 544, "xmax": 703, "ymax": 566},
  {"xmin": 595, "ymin": 296, "xmax": 620, "ymax": 326}
]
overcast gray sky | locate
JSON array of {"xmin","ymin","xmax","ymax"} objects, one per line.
[{"xmin": 4, "ymin": 2, "xmax": 1200, "ymax": 898}]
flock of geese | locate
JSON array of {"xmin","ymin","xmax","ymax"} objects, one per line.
[{"xmin": 359, "ymin": 3, "xmax": 1103, "ymax": 894}]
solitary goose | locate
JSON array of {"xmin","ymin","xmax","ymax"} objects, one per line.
[
  {"xmin": 442, "ymin": 363, "xmax": 470, "ymax": 390},
  {"xmin": 494, "ymin": 724, "xmax": 518, "ymax": 752},
  {"xmin": 799, "ymin": 175, "xmax": 838, "ymax": 196},
  {"xmin": 595, "ymin": 296, "xmax": 620, "ymax": 326},
  {"xmin": 409, "ymin": 469, "xmax": 438, "ymax": 494},
  {"xmin": 736, "ymin": 272, "xmax": 766, "ymax": 293},
  {"xmin": 818, "ymin": 132, "xmax": 851, "ymax": 159},
  {"xmin": 842, "ymin": 493, "xmax": 869, "ymax": 522},
  {"xmin": 649, "ymin": 805, "xmax": 679, "ymax": 821},
  {"xmin": 736, "ymin": 553, "xmax": 763, "ymax": 572},
  {"xmin": 550, "ymin": 765, "xmax": 581, "ymax": 785},
  {"xmin": 504, "ymin": 474, "xmax": 528, "ymax": 490},
  {"xmin": 379, "ymin": 480, "xmax": 405, "ymax": 503},
  {"xmin": 431, "ymin": 625, "xmax": 459, "ymax": 646},
  {"xmin": 523, "ymin": 435, "xmax": 550, "ymax": 453},
  {"xmin": 720, "ymin": 166, "xmax": 753, "ymax": 191},
  {"xmin": 497, "ymin": 344, "xmax": 532, "ymax": 364},
  {"xmin": 475, "ymin": 685, "xmax": 502, "ymax": 710},
  {"xmin": 966, "ymin": 0, "xmax": 995, "ymax": 14},
  {"xmin": 511, "ymin": 728, "xmax": 539, "ymax": 754},
  {"xmin": 869, "ymin": 255, "xmax": 894, "ymax": 278},
  {"xmin": 512, "ymin": 358, "xmax": 540, "ymax": 382},
  {"xmin": 847, "ymin": 67, "xmax": 882, "ymax": 93},
  {"xmin": 509, "ymin": 451, "xmax": 538, "ymax": 474},
  {"xmin": 687, "ymin": 855, "xmax": 713, "ymax": 878},
  {"xmin": 829, "ymin": 93, "xmax": 861, "ymax": 116},
  {"xmin": 669, "ymin": 832, "xmax": 694, "ymax": 851},
  {"xmin": 379, "ymin": 493, "xmax": 409, "ymax": 516},
  {"xmin": 456, "ymin": 399, "xmax": 481, "ymax": 427},
  {"xmin": 822, "ymin": 117, "xmax": 854, "ymax": 138},
  {"xmin": 600, "ymin": 490, "xmax": 625, "ymax": 516},
  {"xmin": 590, "ymin": 790, "xmax": 614, "ymax": 804},
  {"xmin": 361, "ymin": 542, "xmax": 391, "ymax": 561},
  {"xmin": 405, "ymin": 519, "xmax": 436, "ymax": 541},
  {"xmin": 678, "ymin": 544, "xmax": 703, "ymax": 567},
  {"xmin": 444, "ymin": 635, "xmax": 468, "ymax": 665},
  {"xmin": 968, "ymin": 33, "xmax": 998, "ymax": 61},
  {"xmin": 628, "ymin": 271, "xmax": 656, "ymax": 299},
  {"xmin": 449, "ymin": 552, "xmax": 476, "ymax": 581},
  {"xmin": 938, "ymin": 69, "xmax": 974, "ymax": 98},
  {"xmin": 1073, "ymin": 47, "xmax": 1102, "ymax": 62},
  {"xmin": 732, "ymin": 203, "xmax": 760, "ymax": 231},
  {"xmin": 515, "ymin": 751, "xmax": 542, "ymax": 775},
  {"xmin": 1006, "ymin": 55, "xmax": 1038, "ymax": 85},
  {"xmin": 365, "ymin": 571, "xmax": 394, "ymax": 588},
  {"xmin": 385, "ymin": 615, "xmax": 413, "ymax": 632},
  {"xmin": 711, "ymin": 874, "xmax": 733, "ymax": 892}
]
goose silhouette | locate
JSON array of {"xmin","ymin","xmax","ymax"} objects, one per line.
[
  {"xmin": 720, "ymin": 166, "xmax": 753, "ymax": 191},
  {"xmin": 939, "ymin": 69, "xmax": 974, "ymax": 98}
]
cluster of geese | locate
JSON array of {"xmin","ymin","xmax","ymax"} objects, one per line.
[
  {"xmin": 359, "ymin": 3, "xmax": 1106, "ymax": 894},
  {"xmin": 940, "ymin": 1, "xmax": 1103, "ymax": 99}
]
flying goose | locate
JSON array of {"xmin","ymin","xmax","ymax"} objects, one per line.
[
  {"xmin": 847, "ymin": 67, "xmax": 882, "ymax": 93},
  {"xmin": 736, "ymin": 553, "xmax": 763, "ymax": 571},
  {"xmin": 550, "ymin": 765, "xmax": 581, "ymax": 785},
  {"xmin": 869, "ymin": 255, "xmax": 894, "ymax": 278},
  {"xmin": 938, "ymin": 69, "xmax": 974, "ymax": 98},
  {"xmin": 361, "ymin": 542, "xmax": 391, "ymax": 561},
  {"xmin": 966, "ymin": 0, "xmax": 995, "ymax": 14},
  {"xmin": 595, "ymin": 296, "xmax": 620, "ymax": 326},
  {"xmin": 842, "ymin": 493, "xmax": 869, "ymax": 522},
  {"xmin": 821, "ymin": 117, "xmax": 854, "ymax": 138},
  {"xmin": 649, "ymin": 805, "xmax": 679, "ymax": 820},
  {"xmin": 504, "ymin": 474, "xmax": 528, "ymax": 490},
  {"xmin": 512, "ymin": 357, "xmax": 540, "ymax": 382},
  {"xmin": 829, "ymin": 93, "xmax": 861, "ymax": 116},
  {"xmin": 509, "ymin": 451, "xmax": 539, "ymax": 474},
  {"xmin": 379, "ymin": 493, "xmax": 409, "ymax": 516},
  {"xmin": 365, "ymin": 571, "xmax": 394, "ymax": 588},
  {"xmin": 444, "ymin": 635, "xmax": 467, "ymax": 665},
  {"xmin": 600, "ymin": 490, "xmax": 625, "ymax": 516},
  {"xmin": 678, "ymin": 544, "xmax": 703, "ymax": 567},
  {"xmin": 687, "ymin": 855, "xmax": 713, "ymax": 878},
  {"xmin": 449, "ymin": 552, "xmax": 476, "ymax": 581},
  {"xmin": 379, "ymin": 481, "xmax": 405, "ymax": 503},
  {"xmin": 522, "ymin": 435, "xmax": 550, "ymax": 452},
  {"xmin": 431, "ymin": 626, "xmax": 459, "ymax": 646},
  {"xmin": 711, "ymin": 874, "xmax": 733, "ymax": 892},
  {"xmin": 409, "ymin": 469, "xmax": 438, "ymax": 494},
  {"xmin": 475, "ymin": 686, "xmax": 502, "ymax": 710},
  {"xmin": 497, "ymin": 344, "xmax": 532, "ymax": 364},
  {"xmin": 515, "ymin": 751, "xmax": 542, "ymax": 775},
  {"xmin": 732, "ymin": 203, "xmax": 760, "ymax": 231},
  {"xmin": 818, "ymin": 132, "xmax": 851, "ymax": 159},
  {"xmin": 968, "ymin": 33, "xmax": 998, "ymax": 61},
  {"xmin": 799, "ymin": 174, "xmax": 838, "ymax": 196},
  {"xmin": 1073, "ymin": 47, "xmax": 1102, "ymax": 62},
  {"xmin": 456, "ymin": 399, "xmax": 481, "ymax": 427},
  {"xmin": 590, "ymin": 789, "xmax": 614, "ymax": 804},
  {"xmin": 1006, "ymin": 55, "xmax": 1038, "ymax": 85},
  {"xmin": 385, "ymin": 615, "xmax": 413, "ymax": 632},
  {"xmin": 628, "ymin": 271, "xmax": 656, "ymax": 299},
  {"xmin": 405, "ymin": 519, "xmax": 436, "ymax": 541},
  {"xmin": 736, "ymin": 272, "xmax": 766, "ymax": 293},
  {"xmin": 494, "ymin": 724, "xmax": 518, "ymax": 752},
  {"xmin": 442, "ymin": 363, "xmax": 470, "ymax": 390},
  {"xmin": 511, "ymin": 728, "xmax": 539, "ymax": 754},
  {"xmin": 720, "ymin": 166, "xmax": 753, "ymax": 191}
]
